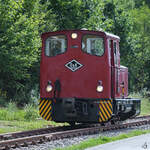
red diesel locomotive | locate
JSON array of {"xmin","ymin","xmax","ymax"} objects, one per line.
[{"xmin": 39, "ymin": 29, "xmax": 140, "ymax": 124}]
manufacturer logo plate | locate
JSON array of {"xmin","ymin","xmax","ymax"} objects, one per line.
[{"xmin": 65, "ymin": 59, "xmax": 83, "ymax": 72}]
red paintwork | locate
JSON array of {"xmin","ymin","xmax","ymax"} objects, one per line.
[
  {"xmin": 40, "ymin": 30, "xmax": 128, "ymax": 99},
  {"xmin": 119, "ymin": 66, "xmax": 128, "ymax": 98}
]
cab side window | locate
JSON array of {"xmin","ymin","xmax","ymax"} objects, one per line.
[
  {"xmin": 113, "ymin": 42, "xmax": 118, "ymax": 65},
  {"xmin": 45, "ymin": 35, "xmax": 67, "ymax": 57},
  {"xmin": 82, "ymin": 35, "xmax": 104, "ymax": 56}
]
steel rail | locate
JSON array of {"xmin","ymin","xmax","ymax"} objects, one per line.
[{"xmin": 0, "ymin": 116, "xmax": 150, "ymax": 150}]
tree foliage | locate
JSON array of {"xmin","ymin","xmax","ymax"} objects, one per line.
[
  {"xmin": 129, "ymin": 5, "xmax": 150, "ymax": 90},
  {"xmin": 0, "ymin": 0, "xmax": 150, "ymax": 104},
  {"xmin": 0, "ymin": 0, "xmax": 44, "ymax": 104}
]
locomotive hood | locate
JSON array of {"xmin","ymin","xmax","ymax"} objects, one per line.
[{"xmin": 40, "ymin": 30, "xmax": 112, "ymax": 99}]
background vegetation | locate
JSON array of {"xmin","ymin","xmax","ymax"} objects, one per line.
[{"xmin": 0, "ymin": 0, "xmax": 150, "ymax": 105}]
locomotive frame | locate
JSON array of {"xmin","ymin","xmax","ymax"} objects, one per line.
[{"xmin": 39, "ymin": 29, "xmax": 140, "ymax": 124}]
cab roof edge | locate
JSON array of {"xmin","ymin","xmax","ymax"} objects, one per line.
[
  {"xmin": 105, "ymin": 32, "xmax": 120, "ymax": 40},
  {"xmin": 80, "ymin": 28, "xmax": 120, "ymax": 39}
]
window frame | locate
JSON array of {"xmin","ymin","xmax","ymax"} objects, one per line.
[
  {"xmin": 113, "ymin": 41, "xmax": 118, "ymax": 66},
  {"xmin": 81, "ymin": 34, "xmax": 105, "ymax": 57},
  {"xmin": 44, "ymin": 34, "xmax": 67, "ymax": 57}
]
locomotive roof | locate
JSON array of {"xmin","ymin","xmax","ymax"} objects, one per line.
[
  {"xmin": 105, "ymin": 32, "xmax": 120, "ymax": 40},
  {"xmin": 42, "ymin": 29, "xmax": 120, "ymax": 40},
  {"xmin": 81, "ymin": 28, "xmax": 120, "ymax": 40}
]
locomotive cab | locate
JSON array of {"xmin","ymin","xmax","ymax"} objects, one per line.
[{"xmin": 39, "ymin": 30, "xmax": 140, "ymax": 123}]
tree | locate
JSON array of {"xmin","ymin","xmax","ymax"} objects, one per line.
[
  {"xmin": 0, "ymin": 0, "xmax": 44, "ymax": 105},
  {"xmin": 129, "ymin": 5, "xmax": 150, "ymax": 90},
  {"xmin": 44, "ymin": 0, "xmax": 100, "ymax": 30}
]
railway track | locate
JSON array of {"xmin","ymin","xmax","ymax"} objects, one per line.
[{"xmin": 0, "ymin": 115, "xmax": 150, "ymax": 150}]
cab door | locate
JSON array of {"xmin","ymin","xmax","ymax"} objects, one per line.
[
  {"xmin": 110, "ymin": 40, "xmax": 120, "ymax": 99},
  {"xmin": 114, "ymin": 41, "xmax": 121, "ymax": 98}
]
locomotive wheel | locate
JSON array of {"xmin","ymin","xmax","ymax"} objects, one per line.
[
  {"xmin": 110, "ymin": 116, "xmax": 122, "ymax": 125},
  {"xmin": 111, "ymin": 120, "xmax": 115, "ymax": 125}
]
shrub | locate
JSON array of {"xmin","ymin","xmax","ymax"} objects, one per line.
[{"xmin": 24, "ymin": 104, "xmax": 38, "ymax": 121}]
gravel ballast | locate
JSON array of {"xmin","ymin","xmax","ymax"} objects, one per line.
[{"xmin": 11, "ymin": 124, "xmax": 150, "ymax": 150}]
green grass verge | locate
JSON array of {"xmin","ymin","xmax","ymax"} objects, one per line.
[
  {"xmin": 141, "ymin": 97, "xmax": 150, "ymax": 115},
  {"xmin": 0, "ymin": 102, "xmax": 66, "ymax": 133},
  {"xmin": 129, "ymin": 93, "xmax": 150, "ymax": 115},
  {"xmin": 55, "ymin": 130, "xmax": 150, "ymax": 150},
  {"xmin": 0, "ymin": 103, "xmax": 39, "ymax": 121},
  {"xmin": 0, "ymin": 120, "xmax": 65, "ymax": 134}
]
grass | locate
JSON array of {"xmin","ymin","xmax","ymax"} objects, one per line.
[
  {"xmin": 141, "ymin": 97, "xmax": 150, "ymax": 115},
  {"xmin": 0, "ymin": 103, "xmax": 38, "ymax": 121},
  {"xmin": 55, "ymin": 130, "xmax": 150, "ymax": 150},
  {"xmin": 129, "ymin": 92, "xmax": 150, "ymax": 115},
  {"xmin": 0, "ymin": 120, "xmax": 60, "ymax": 133},
  {"xmin": 0, "ymin": 102, "xmax": 65, "ymax": 133}
]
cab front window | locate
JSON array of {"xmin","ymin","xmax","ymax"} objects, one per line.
[
  {"xmin": 45, "ymin": 35, "xmax": 67, "ymax": 57},
  {"xmin": 82, "ymin": 35, "xmax": 104, "ymax": 56}
]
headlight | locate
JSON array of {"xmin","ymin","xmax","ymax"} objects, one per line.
[
  {"xmin": 71, "ymin": 33, "xmax": 78, "ymax": 39},
  {"xmin": 46, "ymin": 84, "xmax": 53, "ymax": 92},
  {"xmin": 96, "ymin": 85, "xmax": 103, "ymax": 92}
]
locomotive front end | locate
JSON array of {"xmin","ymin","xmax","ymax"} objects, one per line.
[
  {"xmin": 39, "ymin": 30, "xmax": 113, "ymax": 123},
  {"xmin": 39, "ymin": 29, "xmax": 141, "ymax": 124}
]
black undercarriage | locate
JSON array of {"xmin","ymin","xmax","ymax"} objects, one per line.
[
  {"xmin": 49, "ymin": 98, "xmax": 141, "ymax": 123},
  {"xmin": 52, "ymin": 98, "xmax": 101, "ymax": 123},
  {"xmin": 114, "ymin": 98, "xmax": 141, "ymax": 120}
]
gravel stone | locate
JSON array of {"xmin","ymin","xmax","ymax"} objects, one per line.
[{"xmin": 11, "ymin": 124, "xmax": 150, "ymax": 150}]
